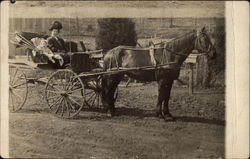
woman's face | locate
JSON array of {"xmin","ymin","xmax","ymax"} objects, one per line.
[{"xmin": 51, "ymin": 29, "xmax": 59, "ymax": 37}]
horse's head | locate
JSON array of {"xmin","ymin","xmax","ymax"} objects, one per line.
[{"xmin": 195, "ymin": 26, "xmax": 216, "ymax": 59}]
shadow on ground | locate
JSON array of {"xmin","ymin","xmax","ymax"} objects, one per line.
[{"xmin": 13, "ymin": 106, "xmax": 225, "ymax": 126}]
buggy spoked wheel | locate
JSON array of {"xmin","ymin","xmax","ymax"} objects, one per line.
[
  {"xmin": 45, "ymin": 70, "xmax": 84, "ymax": 118},
  {"xmin": 9, "ymin": 66, "xmax": 28, "ymax": 112},
  {"xmin": 84, "ymin": 75, "xmax": 102, "ymax": 108}
]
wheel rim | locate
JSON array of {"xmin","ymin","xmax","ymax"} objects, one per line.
[
  {"xmin": 45, "ymin": 70, "xmax": 85, "ymax": 118},
  {"xmin": 9, "ymin": 66, "xmax": 28, "ymax": 112},
  {"xmin": 84, "ymin": 76, "xmax": 102, "ymax": 108}
]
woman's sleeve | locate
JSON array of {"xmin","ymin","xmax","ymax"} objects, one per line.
[
  {"xmin": 61, "ymin": 38, "xmax": 68, "ymax": 52},
  {"xmin": 47, "ymin": 38, "xmax": 58, "ymax": 52}
]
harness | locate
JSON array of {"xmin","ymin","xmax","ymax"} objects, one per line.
[{"xmin": 107, "ymin": 31, "xmax": 213, "ymax": 76}]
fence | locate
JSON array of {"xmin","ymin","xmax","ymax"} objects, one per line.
[
  {"xmin": 9, "ymin": 18, "xmax": 97, "ymax": 37},
  {"xmin": 9, "ymin": 17, "xmax": 224, "ymax": 37}
]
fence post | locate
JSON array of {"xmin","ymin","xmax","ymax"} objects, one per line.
[
  {"xmin": 188, "ymin": 63, "xmax": 193, "ymax": 95},
  {"xmin": 76, "ymin": 16, "xmax": 80, "ymax": 35}
]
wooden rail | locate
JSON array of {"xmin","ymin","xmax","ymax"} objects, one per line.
[{"xmin": 68, "ymin": 49, "xmax": 103, "ymax": 54}]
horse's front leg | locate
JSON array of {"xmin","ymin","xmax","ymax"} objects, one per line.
[
  {"xmin": 156, "ymin": 79, "xmax": 167, "ymax": 117},
  {"xmin": 162, "ymin": 79, "xmax": 175, "ymax": 121},
  {"xmin": 156, "ymin": 79, "xmax": 166, "ymax": 117},
  {"xmin": 157, "ymin": 79, "xmax": 175, "ymax": 121}
]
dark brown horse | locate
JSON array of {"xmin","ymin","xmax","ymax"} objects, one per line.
[{"xmin": 101, "ymin": 27, "xmax": 216, "ymax": 121}]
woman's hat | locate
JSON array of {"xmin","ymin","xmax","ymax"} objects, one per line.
[{"xmin": 49, "ymin": 21, "xmax": 63, "ymax": 31}]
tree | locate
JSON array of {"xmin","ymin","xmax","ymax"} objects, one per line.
[{"xmin": 95, "ymin": 18, "xmax": 137, "ymax": 52}]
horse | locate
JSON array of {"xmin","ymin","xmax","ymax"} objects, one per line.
[{"xmin": 101, "ymin": 27, "xmax": 216, "ymax": 121}]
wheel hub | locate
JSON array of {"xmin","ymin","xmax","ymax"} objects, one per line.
[{"xmin": 60, "ymin": 91, "xmax": 68, "ymax": 97}]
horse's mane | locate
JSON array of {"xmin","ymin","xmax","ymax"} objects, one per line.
[{"xmin": 165, "ymin": 31, "xmax": 196, "ymax": 52}]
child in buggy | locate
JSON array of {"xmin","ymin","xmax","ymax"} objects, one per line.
[{"xmin": 31, "ymin": 38, "xmax": 66, "ymax": 69}]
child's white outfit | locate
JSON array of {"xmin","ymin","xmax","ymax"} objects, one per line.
[{"xmin": 31, "ymin": 37, "xmax": 64, "ymax": 66}]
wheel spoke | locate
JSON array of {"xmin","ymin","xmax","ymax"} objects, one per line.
[
  {"xmin": 65, "ymin": 97, "xmax": 76, "ymax": 111},
  {"xmin": 91, "ymin": 93, "xmax": 97, "ymax": 107},
  {"xmin": 9, "ymin": 68, "xmax": 13, "ymax": 84},
  {"xmin": 47, "ymin": 83, "xmax": 62, "ymax": 92},
  {"xmin": 47, "ymin": 94, "xmax": 61, "ymax": 100},
  {"xmin": 46, "ymin": 90, "xmax": 62, "ymax": 94},
  {"xmin": 85, "ymin": 90, "xmax": 95, "ymax": 96},
  {"xmin": 55, "ymin": 98, "xmax": 64, "ymax": 114},
  {"xmin": 67, "ymin": 87, "xmax": 83, "ymax": 93},
  {"xmin": 12, "ymin": 73, "xmax": 26, "ymax": 86},
  {"xmin": 11, "ymin": 68, "xmax": 18, "ymax": 85},
  {"xmin": 68, "ymin": 96, "xmax": 82, "ymax": 108},
  {"xmin": 68, "ymin": 80, "xmax": 81, "ymax": 92},
  {"xmin": 59, "ymin": 72, "xmax": 66, "ymax": 91},
  {"xmin": 10, "ymin": 92, "xmax": 15, "ymax": 111},
  {"xmin": 86, "ymin": 92, "xmax": 96, "ymax": 103},
  {"xmin": 64, "ymin": 98, "xmax": 70, "ymax": 117},
  {"xmin": 97, "ymin": 94, "xmax": 100, "ymax": 107},
  {"xmin": 13, "ymin": 86, "xmax": 28, "ymax": 90},
  {"xmin": 65, "ymin": 76, "xmax": 75, "ymax": 91},
  {"xmin": 88, "ymin": 81, "xmax": 97, "ymax": 88},
  {"xmin": 61, "ymin": 98, "xmax": 65, "ymax": 117},
  {"xmin": 12, "ymin": 82, "xmax": 27, "ymax": 89},
  {"xmin": 63, "ymin": 72, "xmax": 67, "ymax": 90},
  {"xmin": 11, "ymin": 90, "xmax": 23, "ymax": 102},
  {"xmin": 49, "ymin": 96, "xmax": 63, "ymax": 109},
  {"xmin": 67, "ymin": 94, "xmax": 84, "ymax": 99},
  {"xmin": 96, "ymin": 93, "xmax": 99, "ymax": 107}
]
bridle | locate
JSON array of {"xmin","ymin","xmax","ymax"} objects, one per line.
[
  {"xmin": 159, "ymin": 31, "xmax": 213, "ymax": 58},
  {"xmin": 194, "ymin": 32, "xmax": 214, "ymax": 54},
  {"xmin": 163, "ymin": 47, "xmax": 189, "ymax": 57}
]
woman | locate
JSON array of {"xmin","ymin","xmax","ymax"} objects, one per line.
[
  {"xmin": 47, "ymin": 21, "xmax": 68, "ymax": 53},
  {"xmin": 47, "ymin": 21, "xmax": 70, "ymax": 68}
]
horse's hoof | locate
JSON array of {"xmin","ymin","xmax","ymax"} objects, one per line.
[
  {"xmin": 155, "ymin": 111, "xmax": 160, "ymax": 117},
  {"xmin": 155, "ymin": 109, "xmax": 162, "ymax": 117},
  {"xmin": 107, "ymin": 110, "xmax": 116, "ymax": 117},
  {"xmin": 164, "ymin": 114, "xmax": 175, "ymax": 122},
  {"xmin": 107, "ymin": 113, "xmax": 112, "ymax": 117}
]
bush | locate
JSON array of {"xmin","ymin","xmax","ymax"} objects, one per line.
[
  {"xmin": 209, "ymin": 24, "xmax": 225, "ymax": 87},
  {"xmin": 95, "ymin": 18, "xmax": 137, "ymax": 51}
]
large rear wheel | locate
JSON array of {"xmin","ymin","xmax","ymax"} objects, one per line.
[
  {"xmin": 9, "ymin": 66, "xmax": 28, "ymax": 112},
  {"xmin": 45, "ymin": 70, "xmax": 85, "ymax": 118}
]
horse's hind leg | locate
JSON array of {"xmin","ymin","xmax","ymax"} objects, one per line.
[
  {"xmin": 157, "ymin": 78, "xmax": 175, "ymax": 121},
  {"xmin": 101, "ymin": 73, "xmax": 124, "ymax": 117}
]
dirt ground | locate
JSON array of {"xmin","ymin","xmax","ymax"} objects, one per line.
[{"xmin": 9, "ymin": 81, "xmax": 225, "ymax": 159}]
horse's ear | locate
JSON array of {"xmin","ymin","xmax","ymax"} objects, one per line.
[
  {"xmin": 201, "ymin": 26, "xmax": 207, "ymax": 33},
  {"xmin": 196, "ymin": 28, "xmax": 201, "ymax": 36}
]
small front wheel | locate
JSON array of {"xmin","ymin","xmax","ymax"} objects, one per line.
[
  {"xmin": 45, "ymin": 70, "xmax": 85, "ymax": 118},
  {"xmin": 84, "ymin": 75, "xmax": 102, "ymax": 108}
]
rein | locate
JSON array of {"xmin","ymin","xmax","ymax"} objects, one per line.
[
  {"xmin": 160, "ymin": 31, "xmax": 212, "ymax": 58},
  {"xmin": 163, "ymin": 47, "xmax": 189, "ymax": 57}
]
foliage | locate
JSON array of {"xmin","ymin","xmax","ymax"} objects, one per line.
[
  {"xmin": 209, "ymin": 24, "xmax": 225, "ymax": 87},
  {"xmin": 95, "ymin": 18, "xmax": 137, "ymax": 51}
]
